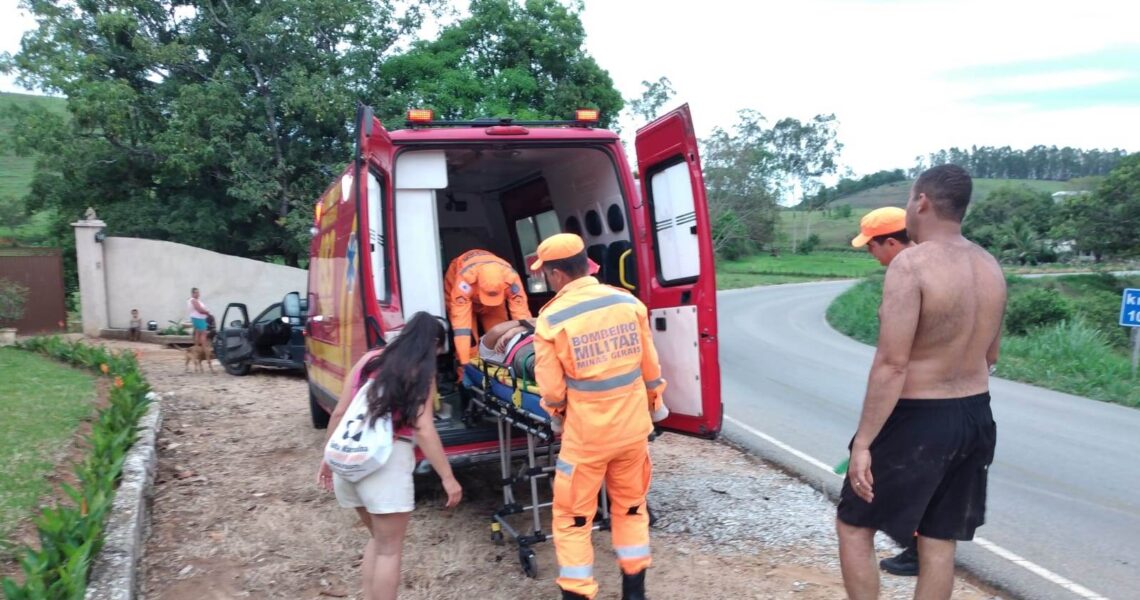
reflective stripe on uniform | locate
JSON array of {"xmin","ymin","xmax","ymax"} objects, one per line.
[
  {"xmin": 614, "ymin": 544, "xmax": 650, "ymax": 559},
  {"xmin": 645, "ymin": 377, "xmax": 665, "ymax": 390},
  {"xmin": 566, "ymin": 366, "xmax": 642, "ymax": 392},
  {"xmin": 453, "ymin": 328, "xmax": 472, "ymax": 336},
  {"xmin": 555, "ymin": 458, "xmax": 574, "ymax": 476},
  {"xmin": 559, "ymin": 564, "xmax": 594, "ymax": 579},
  {"xmin": 545, "ymin": 399, "xmax": 567, "ymax": 408},
  {"xmin": 543, "ymin": 294, "xmax": 637, "ymax": 327},
  {"xmin": 459, "ymin": 260, "xmax": 508, "ymax": 276}
]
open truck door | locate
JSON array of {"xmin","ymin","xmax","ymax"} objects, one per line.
[{"xmin": 633, "ymin": 104, "xmax": 722, "ymax": 438}]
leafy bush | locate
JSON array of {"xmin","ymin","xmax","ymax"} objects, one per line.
[
  {"xmin": 797, "ymin": 233, "xmax": 821, "ymax": 255},
  {"xmin": 1068, "ymin": 289, "xmax": 1132, "ymax": 348},
  {"xmin": 2, "ymin": 337, "xmax": 151, "ymax": 599},
  {"xmin": 999, "ymin": 319, "xmax": 1139, "ymax": 407},
  {"xmin": 0, "ymin": 277, "xmax": 30, "ymax": 325},
  {"xmin": 1005, "ymin": 288, "xmax": 1074, "ymax": 335}
]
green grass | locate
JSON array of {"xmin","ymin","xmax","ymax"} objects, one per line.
[
  {"xmin": 717, "ymin": 250, "xmax": 882, "ymax": 289},
  {"xmin": 777, "ymin": 210, "xmax": 867, "ymax": 250},
  {"xmin": 826, "ymin": 274, "xmax": 1140, "ymax": 407},
  {"xmin": 0, "ymin": 92, "xmax": 67, "ymax": 245},
  {"xmin": 828, "ymin": 178, "xmax": 1072, "ymax": 209},
  {"xmin": 999, "ymin": 320, "xmax": 1140, "ymax": 407},
  {"xmin": 0, "ymin": 347, "xmax": 96, "ymax": 541}
]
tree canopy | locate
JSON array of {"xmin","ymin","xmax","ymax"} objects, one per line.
[
  {"xmin": 372, "ymin": 0, "xmax": 623, "ymax": 128},
  {"xmin": 912, "ymin": 145, "xmax": 1126, "ymax": 180},
  {"xmin": 2, "ymin": 0, "xmax": 622, "ymax": 267}
]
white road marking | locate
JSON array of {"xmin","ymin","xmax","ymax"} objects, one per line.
[{"xmin": 723, "ymin": 414, "xmax": 1112, "ymax": 600}]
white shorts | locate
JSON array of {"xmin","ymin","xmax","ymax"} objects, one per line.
[{"xmin": 333, "ymin": 440, "xmax": 415, "ymax": 514}]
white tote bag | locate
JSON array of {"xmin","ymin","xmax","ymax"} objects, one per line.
[{"xmin": 324, "ymin": 380, "xmax": 395, "ymax": 482}]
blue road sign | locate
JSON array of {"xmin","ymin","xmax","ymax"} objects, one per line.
[{"xmin": 1121, "ymin": 288, "xmax": 1140, "ymax": 327}]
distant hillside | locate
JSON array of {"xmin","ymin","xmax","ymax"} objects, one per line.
[
  {"xmin": 0, "ymin": 92, "xmax": 68, "ymax": 243},
  {"xmin": 0, "ymin": 92, "xmax": 67, "ymax": 200},
  {"xmin": 831, "ymin": 178, "xmax": 1072, "ymax": 209}
]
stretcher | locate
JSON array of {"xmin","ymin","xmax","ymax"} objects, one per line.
[{"xmin": 462, "ymin": 350, "xmax": 611, "ymax": 578}]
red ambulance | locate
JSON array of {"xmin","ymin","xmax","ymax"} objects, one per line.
[{"xmin": 303, "ymin": 104, "xmax": 722, "ymax": 465}]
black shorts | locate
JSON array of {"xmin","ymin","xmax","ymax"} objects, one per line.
[{"xmin": 837, "ymin": 393, "xmax": 996, "ymax": 545}]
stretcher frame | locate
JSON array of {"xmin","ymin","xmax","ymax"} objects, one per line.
[{"xmin": 464, "ymin": 360, "xmax": 611, "ymax": 578}]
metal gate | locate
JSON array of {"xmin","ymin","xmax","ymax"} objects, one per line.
[{"xmin": 0, "ymin": 247, "xmax": 67, "ymax": 334}]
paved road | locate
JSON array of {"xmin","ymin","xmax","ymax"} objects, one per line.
[{"xmin": 717, "ymin": 281, "xmax": 1140, "ymax": 600}]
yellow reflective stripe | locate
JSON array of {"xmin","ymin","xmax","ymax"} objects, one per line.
[
  {"xmin": 614, "ymin": 544, "xmax": 650, "ymax": 559},
  {"xmin": 544, "ymin": 294, "xmax": 637, "ymax": 327},
  {"xmin": 565, "ymin": 366, "xmax": 642, "ymax": 392},
  {"xmin": 559, "ymin": 564, "xmax": 593, "ymax": 579}
]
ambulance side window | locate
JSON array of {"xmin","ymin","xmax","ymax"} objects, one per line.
[
  {"xmin": 647, "ymin": 158, "xmax": 701, "ymax": 284},
  {"xmin": 367, "ymin": 171, "xmax": 388, "ymax": 302},
  {"xmin": 514, "ymin": 210, "xmax": 560, "ymax": 294}
]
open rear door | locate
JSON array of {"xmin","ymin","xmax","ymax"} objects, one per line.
[
  {"xmin": 634, "ymin": 104, "xmax": 722, "ymax": 438},
  {"xmin": 355, "ymin": 104, "xmax": 397, "ymax": 352}
]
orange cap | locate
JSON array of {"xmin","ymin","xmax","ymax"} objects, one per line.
[
  {"xmin": 476, "ymin": 267, "xmax": 507, "ymax": 306},
  {"xmin": 851, "ymin": 207, "xmax": 907, "ymax": 248},
  {"xmin": 530, "ymin": 233, "xmax": 585, "ymax": 272}
]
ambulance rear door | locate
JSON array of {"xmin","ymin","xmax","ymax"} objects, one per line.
[
  {"xmin": 633, "ymin": 104, "xmax": 722, "ymax": 438},
  {"xmin": 355, "ymin": 103, "xmax": 399, "ymax": 350}
]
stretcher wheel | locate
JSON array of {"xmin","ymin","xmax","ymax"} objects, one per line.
[
  {"xmin": 491, "ymin": 530, "xmax": 504, "ymax": 545},
  {"xmin": 519, "ymin": 547, "xmax": 538, "ymax": 578}
]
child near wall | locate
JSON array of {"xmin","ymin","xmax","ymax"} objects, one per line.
[{"xmin": 129, "ymin": 309, "xmax": 142, "ymax": 341}]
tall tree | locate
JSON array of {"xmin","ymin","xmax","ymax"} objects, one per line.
[
  {"xmin": 370, "ymin": 0, "xmax": 623, "ymax": 128},
  {"xmin": 1058, "ymin": 152, "xmax": 1140, "ymax": 260},
  {"xmin": 4, "ymin": 0, "xmax": 624, "ymax": 271},
  {"xmin": 627, "ymin": 76, "xmax": 675, "ymax": 123},
  {"xmin": 4, "ymin": 0, "xmax": 447, "ymax": 266}
]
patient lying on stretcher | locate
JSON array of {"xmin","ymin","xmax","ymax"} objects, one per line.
[{"xmin": 477, "ymin": 318, "xmax": 536, "ymax": 365}]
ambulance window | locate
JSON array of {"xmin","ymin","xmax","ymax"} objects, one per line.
[
  {"xmin": 367, "ymin": 171, "xmax": 388, "ymax": 301},
  {"xmin": 606, "ymin": 204, "xmax": 625, "ymax": 233},
  {"xmin": 648, "ymin": 159, "xmax": 700, "ymax": 283},
  {"xmin": 565, "ymin": 216, "xmax": 582, "ymax": 236},
  {"xmin": 584, "ymin": 210, "xmax": 603, "ymax": 236},
  {"xmin": 514, "ymin": 209, "xmax": 560, "ymax": 294}
]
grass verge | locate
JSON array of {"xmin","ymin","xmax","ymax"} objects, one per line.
[
  {"xmin": 0, "ymin": 349, "xmax": 96, "ymax": 542},
  {"xmin": 2, "ymin": 338, "xmax": 151, "ymax": 599},
  {"xmin": 826, "ymin": 274, "xmax": 1140, "ymax": 407},
  {"xmin": 717, "ymin": 251, "xmax": 881, "ymax": 290}
]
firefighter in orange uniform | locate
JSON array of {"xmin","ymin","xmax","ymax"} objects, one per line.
[
  {"xmin": 444, "ymin": 249, "xmax": 532, "ymax": 367},
  {"xmin": 531, "ymin": 234, "xmax": 669, "ymax": 600}
]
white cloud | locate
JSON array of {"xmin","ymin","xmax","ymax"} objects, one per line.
[
  {"xmin": 2, "ymin": 0, "xmax": 1138, "ymax": 178},
  {"xmin": 581, "ymin": 0, "xmax": 1140, "ymax": 177}
]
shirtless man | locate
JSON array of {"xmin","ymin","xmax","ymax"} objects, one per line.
[{"xmin": 836, "ymin": 164, "xmax": 1007, "ymax": 600}]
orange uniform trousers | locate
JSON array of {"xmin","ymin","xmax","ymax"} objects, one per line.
[{"xmin": 553, "ymin": 438, "xmax": 652, "ymax": 599}]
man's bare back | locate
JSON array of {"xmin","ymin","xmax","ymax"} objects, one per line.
[{"xmin": 893, "ymin": 239, "xmax": 1006, "ymax": 399}]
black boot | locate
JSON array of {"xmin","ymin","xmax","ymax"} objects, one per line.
[
  {"xmin": 561, "ymin": 590, "xmax": 590, "ymax": 600},
  {"xmin": 621, "ymin": 569, "xmax": 647, "ymax": 600},
  {"xmin": 879, "ymin": 545, "xmax": 919, "ymax": 576}
]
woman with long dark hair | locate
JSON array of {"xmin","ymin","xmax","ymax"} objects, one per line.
[{"xmin": 317, "ymin": 312, "xmax": 462, "ymax": 600}]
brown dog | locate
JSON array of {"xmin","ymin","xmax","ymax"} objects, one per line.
[{"xmin": 184, "ymin": 342, "xmax": 215, "ymax": 374}]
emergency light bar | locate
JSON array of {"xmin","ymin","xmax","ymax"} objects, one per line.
[
  {"xmin": 574, "ymin": 109, "xmax": 599, "ymax": 123},
  {"xmin": 407, "ymin": 108, "xmax": 434, "ymax": 123},
  {"xmin": 404, "ymin": 108, "xmax": 602, "ymax": 129}
]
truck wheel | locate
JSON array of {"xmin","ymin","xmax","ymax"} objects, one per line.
[
  {"xmin": 310, "ymin": 388, "xmax": 330, "ymax": 429},
  {"xmin": 224, "ymin": 360, "xmax": 252, "ymax": 376}
]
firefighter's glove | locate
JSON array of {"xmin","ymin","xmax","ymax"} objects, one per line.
[
  {"xmin": 651, "ymin": 404, "xmax": 670, "ymax": 423},
  {"xmin": 550, "ymin": 416, "xmax": 564, "ymax": 435}
]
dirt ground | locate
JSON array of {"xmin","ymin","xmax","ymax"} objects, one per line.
[{"xmin": 107, "ymin": 339, "xmax": 1003, "ymax": 600}]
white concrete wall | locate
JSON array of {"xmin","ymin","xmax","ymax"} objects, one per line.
[{"xmin": 101, "ymin": 237, "xmax": 308, "ymax": 330}]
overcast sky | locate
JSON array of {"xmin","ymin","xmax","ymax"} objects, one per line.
[{"xmin": 3, "ymin": 0, "xmax": 1139, "ymax": 177}]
